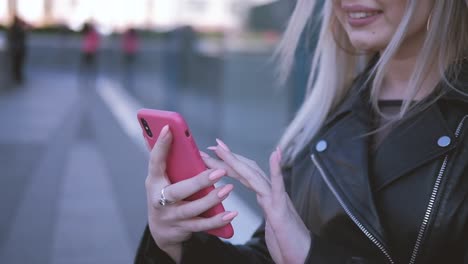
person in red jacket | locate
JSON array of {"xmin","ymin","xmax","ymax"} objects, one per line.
[
  {"xmin": 79, "ymin": 23, "xmax": 100, "ymax": 88},
  {"xmin": 121, "ymin": 28, "xmax": 139, "ymax": 89}
]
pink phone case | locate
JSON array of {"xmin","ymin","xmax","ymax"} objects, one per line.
[{"xmin": 137, "ymin": 109, "xmax": 234, "ymax": 239}]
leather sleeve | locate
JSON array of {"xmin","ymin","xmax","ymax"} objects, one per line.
[
  {"xmin": 134, "ymin": 224, "xmax": 274, "ymax": 264},
  {"xmin": 134, "ymin": 225, "xmax": 176, "ymax": 264}
]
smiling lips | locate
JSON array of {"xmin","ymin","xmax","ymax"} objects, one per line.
[
  {"xmin": 348, "ymin": 11, "xmax": 381, "ymax": 19},
  {"xmin": 342, "ymin": 5, "xmax": 383, "ymax": 27}
]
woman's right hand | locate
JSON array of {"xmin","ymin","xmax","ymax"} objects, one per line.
[{"xmin": 145, "ymin": 125, "xmax": 238, "ymax": 263}]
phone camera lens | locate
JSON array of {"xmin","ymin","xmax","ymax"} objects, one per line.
[{"xmin": 141, "ymin": 118, "xmax": 153, "ymax": 137}]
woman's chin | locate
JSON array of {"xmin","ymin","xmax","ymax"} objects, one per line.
[{"xmin": 349, "ymin": 39, "xmax": 384, "ymax": 53}]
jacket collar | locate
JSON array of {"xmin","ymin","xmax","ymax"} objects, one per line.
[
  {"xmin": 309, "ymin": 59, "xmax": 467, "ymax": 249},
  {"xmin": 372, "ymin": 60, "xmax": 468, "ymax": 190},
  {"xmin": 372, "ymin": 103, "xmax": 458, "ymax": 191},
  {"xmin": 325, "ymin": 58, "xmax": 468, "ymax": 129},
  {"xmin": 310, "ymin": 94, "xmax": 389, "ymax": 248}
]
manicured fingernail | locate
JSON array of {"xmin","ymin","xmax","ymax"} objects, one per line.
[
  {"xmin": 209, "ymin": 169, "xmax": 226, "ymax": 181},
  {"xmin": 276, "ymin": 147, "xmax": 282, "ymax": 161},
  {"xmin": 216, "ymin": 139, "xmax": 230, "ymax": 151},
  {"xmin": 207, "ymin": 146, "xmax": 217, "ymax": 151},
  {"xmin": 200, "ymin": 151, "xmax": 210, "ymax": 158},
  {"xmin": 159, "ymin": 125, "xmax": 169, "ymax": 139},
  {"xmin": 217, "ymin": 184, "xmax": 234, "ymax": 198},
  {"xmin": 222, "ymin": 211, "xmax": 238, "ymax": 221}
]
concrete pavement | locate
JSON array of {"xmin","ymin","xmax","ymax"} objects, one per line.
[
  {"xmin": 0, "ymin": 70, "xmax": 137, "ymax": 263},
  {"xmin": 0, "ymin": 69, "xmax": 265, "ymax": 264},
  {"xmin": 0, "ymin": 34, "xmax": 293, "ymax": 263}
]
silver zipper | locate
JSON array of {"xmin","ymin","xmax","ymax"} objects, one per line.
[
  {"xmin": 409, "ymin": 115, "xmax": 468, "ymax": 264},
  {"xmin": 311, "ymin": 154, "xmax": 395, "ymax": 264}
]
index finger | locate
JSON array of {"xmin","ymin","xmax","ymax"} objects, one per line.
[
  {"xmin": 211, "ymin": 146, "xmax": 270, "ymax": 197},
  {"xmin": 163, "ymin": 169, "xmax": 225, "ymax": 202},
  {"xmin": 201, "ymin": 152, "xmax": 252, "ymax": 189}
]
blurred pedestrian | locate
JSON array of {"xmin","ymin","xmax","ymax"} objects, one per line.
[
  {"xmin": 163, "ymin": 26, "xmax": 195, "ymax": 110},
  {"xmin": 162, "ymin": 28, "xmax": 182, "ymax": 110},
  {"xmin": 179, "ymin": 26, "xmax": 196, "ymax": 86},
  {"xmin": 79, "ymin": 23, "xmax": 100, "ymax": 88},
  {"xmin": 136, "ymin": 1, "xmax": 468, "ymax": 264},
  {"xmin": 7, "ymin": 15, "xmax": 27, "ymax": 85},
  {"xmin": 121, "ymin": 28, "xmax": 139, "ymax": 89}
]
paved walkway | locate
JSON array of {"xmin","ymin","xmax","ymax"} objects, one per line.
[
  {"xmin": 51, "ymin": 142, "xmax": 132, "ymax": 264},
  {"xmin": 0, "ymin": 66, "xmax": 268, "ymax": 263},
  {"xmin": 0, "ymin": 71, "xmax": 134, "ymax": 263}
]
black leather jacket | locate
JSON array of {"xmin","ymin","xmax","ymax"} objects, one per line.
[{"xmin": 135, "ymin": 64, "xmax": 468, "ymax": 264}]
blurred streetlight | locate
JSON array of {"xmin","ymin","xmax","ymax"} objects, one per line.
[
  {"xmin": 7, "ymin": 0, "xmax": 16, "ymax": 20},
  {"xmin": 145, "ymin": 0, "xmax": 154, "ymax": 28},
  {"xmin": 43, "ymin": 0, "xmax": 53, "ymax": 25}
]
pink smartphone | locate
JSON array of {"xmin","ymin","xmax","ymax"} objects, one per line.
[{"xmin": 137, "ymin": 109, "xmax": 234, "ymax": 239}]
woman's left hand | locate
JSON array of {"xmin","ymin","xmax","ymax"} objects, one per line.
[{"xmin": 201, "ymin": 140, "xmax": 311, "ymax": 264}]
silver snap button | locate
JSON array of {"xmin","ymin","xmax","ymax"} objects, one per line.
[
  {"xmin": 437, "ymin": 136, "xmax": 451, "ymax": 147},
  {"xmin": 316, "ymin": 140, "xmax": 328, "ymax": 152}
]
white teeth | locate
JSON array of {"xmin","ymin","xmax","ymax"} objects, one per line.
[{"xmin": 348, "ymin": 11, "xmax": 379, "ymax": 19}]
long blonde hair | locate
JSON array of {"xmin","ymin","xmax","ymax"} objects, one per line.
[{"xmin": 276, "ymin": 0, "xmax": 468, "ymax": 164}]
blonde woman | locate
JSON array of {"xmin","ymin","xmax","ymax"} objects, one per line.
[{"xmin": 135, "ymin": 0, "xmax": 468, "ymax": 263}]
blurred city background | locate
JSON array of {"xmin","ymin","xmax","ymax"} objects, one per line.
[{"xmin": 0, "ymin": 0, "xmax": 315, "ymax": 263}]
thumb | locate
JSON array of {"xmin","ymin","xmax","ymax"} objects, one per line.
[
  {"xmin": 149, "ymin": 125, "xmax": 173, "ymax": 175},
  {"xmin": 269, "ymin": 147, "xmax": 285, "ymax": 194}
]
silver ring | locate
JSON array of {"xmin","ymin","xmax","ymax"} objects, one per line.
[{"xmin": 159, "ymin": 185, "xmax": 175, "ymax": 206}]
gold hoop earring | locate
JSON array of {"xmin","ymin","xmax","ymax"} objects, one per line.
[{"xmin": 426, "ymin": 12, "xmax": 433, "ymax": 32}]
